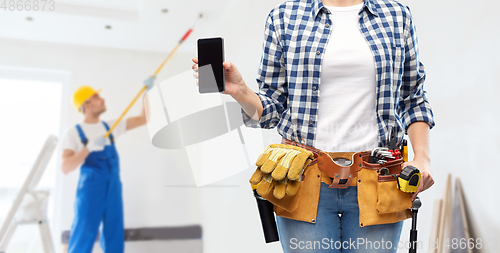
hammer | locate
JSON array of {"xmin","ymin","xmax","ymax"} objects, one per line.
[{"xmin": 409, "ymin": 197, "xmax": 421, "ymax": 253}]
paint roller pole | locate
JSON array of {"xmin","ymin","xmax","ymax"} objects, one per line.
[
  {"xmin": 153, "ymin": 13, "xmax": 201, "ymax": 77},
  {"xmin": 103, "ymin": 14, "xmax": 202, "ymax": 138},
  {"xmin": 104, "ymin": 85, "xmax": 147, "ymax": 138}
]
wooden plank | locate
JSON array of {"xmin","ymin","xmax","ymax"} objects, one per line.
[
  {"xmin": 428, "ymin": 198, "xmax": 442, "ymax": 253},
  {"xmin": 448, "ymin": 178, "xmax": 472, "ymax": 253},
  {"xmin": 438, "ymin": 173, "xmax": 452, "ymax": 253}
]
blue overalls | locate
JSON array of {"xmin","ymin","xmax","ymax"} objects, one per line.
[{"xmin": 68, "ymin": 121, "xmax": 124, "ymax": 253}]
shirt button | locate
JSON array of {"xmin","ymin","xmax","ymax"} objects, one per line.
[
  {"xmin": 309, "ymin": 121, "xmax": 313, "ymax": 125},
  {"xmin": 312, "ymin": 86, "xmax": 317, "ymax": 90},
  {"xmin": 325, "ymin": 23, "xmax": 330, "ymax": 28},
  {"xmin": 316, "ymin": 51, "xmax": 321, "ymax": 55}
]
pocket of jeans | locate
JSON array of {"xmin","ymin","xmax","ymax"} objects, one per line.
[{"xmin": 376, "ymin": 175, "xmax": 412, "ymax": 214}]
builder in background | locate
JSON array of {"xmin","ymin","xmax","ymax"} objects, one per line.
[{"xmin": 60, "ymin": 79, "xmax": 153, "ymax": 253}]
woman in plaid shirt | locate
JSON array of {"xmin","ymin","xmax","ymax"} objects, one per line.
[{"xmin": 193, "ymin": 0, "xmax": 435, "ymax": 252}]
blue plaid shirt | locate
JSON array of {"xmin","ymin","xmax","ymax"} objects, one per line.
[{"xmin": 242, "ymin": 0, "xmax": 435, "ymax": 148}]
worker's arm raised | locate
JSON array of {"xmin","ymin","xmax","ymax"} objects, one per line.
[
  {"xmin": 61, "ymin": 148, "xmax": 89, "ymax": 175},
  {"xmin": 126, "ymin": 77, "xmax": 154, "ymax": 131},
  {"xmin": 125, "ymin": 103, "xmax": 147, "ymax": 131}
]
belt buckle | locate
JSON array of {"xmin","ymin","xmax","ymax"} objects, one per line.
[
  {"xmin": 329, "ymin": 157, "xmax": 353, "ymax": 188},
  {"xmin": 329, "ymin": 175, "xmax": 353, "ymax": 188},
  {"xmin": 317, "ymin": 151, "xmax": 356, "ymax": 188}
]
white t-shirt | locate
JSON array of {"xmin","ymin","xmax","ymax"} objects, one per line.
[
  {"xmin": 62, "ymin": 120, "xmax": 127, "ymax": 153},
  {"xmin": 315, "ymin": 3, "xmax": 378, "ymax": 152}
]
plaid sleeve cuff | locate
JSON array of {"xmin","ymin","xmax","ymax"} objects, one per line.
[
  {"xmin": 241, "ymin": 92, "xmax": 282, "ymax": 129},
  {"xmin": 400, "ymin": 99, "xmax": 435, "ymax": 134}
]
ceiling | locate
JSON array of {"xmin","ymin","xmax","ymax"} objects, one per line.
[{"xmin": 0, "ymin": 0, "xmax": 263, "ymax": 54}]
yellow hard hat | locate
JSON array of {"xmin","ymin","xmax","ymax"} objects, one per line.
[{"xmin": 73, "ymin": 85, "xmax": 102, "ymax": 112}]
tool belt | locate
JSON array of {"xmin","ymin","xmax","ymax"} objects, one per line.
[
  {"xmin": 250, "ymin": 138, "xmax": 413, "ymax": 227},
  {"xmin": 282, "ymin": 138, "xmax": 367, "ymax": 188}
]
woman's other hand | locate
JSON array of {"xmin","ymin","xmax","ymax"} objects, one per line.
[{"xmin": 403, "ymin": 159, "xmax": 434, "ymax": 201}]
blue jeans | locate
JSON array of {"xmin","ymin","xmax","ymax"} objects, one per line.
[{"xmin": 276, "ymin": 182, "xmax": 403, "ymax": 252}]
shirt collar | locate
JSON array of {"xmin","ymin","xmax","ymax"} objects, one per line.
[{"xmin": 312, "ymin": 0, "xmax": 380, "ymax": 18}]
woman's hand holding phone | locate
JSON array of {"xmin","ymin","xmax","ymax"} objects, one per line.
[
  {"xmin": 191, "ymin": 58, "xmax": 247, "ymax": 100},
  {"xmin": 191, "ymin": 57, "xmax": 263, "ymax": 121}
]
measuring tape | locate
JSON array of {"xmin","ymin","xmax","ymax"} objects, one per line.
[{"xmin": 397, "ymin": 165, "xmax": 421, "ymax": 193}]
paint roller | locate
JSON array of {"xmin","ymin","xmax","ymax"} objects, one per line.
[{"xmin": 103, "ymin": 13, "xmax": 203, "ymax": 139}]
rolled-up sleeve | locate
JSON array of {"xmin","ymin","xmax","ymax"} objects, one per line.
[
  {"xmin": 398, "ymin": 6, "xmax": 435, "ymax": 133},
  {"xmin": 242, "ymin": 9, "xmax": 288, "ymax": 129}
]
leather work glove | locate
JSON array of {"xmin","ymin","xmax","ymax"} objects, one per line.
[
  {"xmin": 249, "ymin": 144, "xmax": 314, "ymax": 199},
  {"xmin": 86, "ymin": 137, "xmax": 106, "ymax": 153},
  {"xmin": 143, "ymin": 76, "xmax": 156, "ymax": 91}
]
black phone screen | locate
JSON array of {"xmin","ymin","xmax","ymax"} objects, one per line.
[{"xmin": 197, "ymin": 38, "xmax": 225, "ymax": 93}]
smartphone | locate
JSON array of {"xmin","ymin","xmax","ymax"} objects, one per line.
[{"xmin": 197, "ymin": 37, "xmax": 225, "ymax": 93}]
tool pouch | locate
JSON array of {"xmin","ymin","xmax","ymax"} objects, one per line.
[
  {"xmin": 377, "ymin": 174, "xmax": 413, "ymax": 214},
  {"xmin": 357, "ymin": 158, "xmax": 412, "ymax": 227},
  {"xmin": 250, "ymin": 144, "xmax": 315, "ymax": 214}
]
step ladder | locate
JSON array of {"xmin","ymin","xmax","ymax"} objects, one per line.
[{"xmin": 0, "ymin": 135, "xmax": 58, "ymax": 253}]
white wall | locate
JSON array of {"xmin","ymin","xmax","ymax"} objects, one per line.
[{"xmin": 398, "ymin": 0, "xmax": 500, "ymax": 252}]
